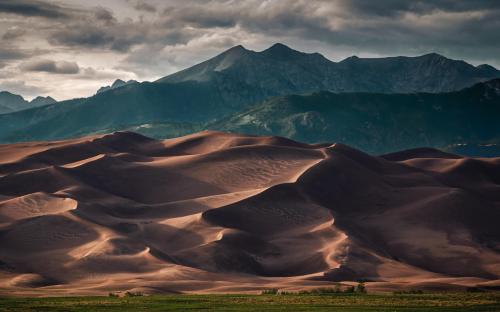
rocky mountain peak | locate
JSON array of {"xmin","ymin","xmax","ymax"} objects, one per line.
[{"xmin": 261, "ymin": 43, "xmax": 304, "ymax": 58}]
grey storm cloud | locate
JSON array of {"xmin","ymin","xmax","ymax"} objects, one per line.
[
  {"xmin": 49, "ymin": 26, "xmax": 158, "ymax": 52},
  {"xmin": 342, "ymin": 0, "xmax": 500, "ymax": 16},
  {"xmin": 94, "ymin": 6, "xmax": 116, "ymax": 24},
  {"xmin": 3, "ymin": 0, "xmax": 498, "ymax": 62},
  {"xmin": 0, "ymin": 0, "xmax": 70, "ymax": 19},
  {"xmin": 154, "ymin": 0, "xmax": 500, "ymax": 52},
  {"xmin": 2, "ymin": 27, "xmax": 27, "ymax": 40},
  {"xmin": 49, "ymin": 18, "xmax": 196, "ymax": 52},
  {"xmin": 134, "ymin": 1, "xmax": 157, "ymax": 13},
  {"xmin": 0, "ymin": 47, "xmax": 28, "ymax": 61},
  {"xmin": 20, "ymin": 59, "xmax": 80, "ymax": 74},
  {"xmin": 161, "ymin": 6, "xmax": 238, "ymax": 28},
  {"xmin": 49, "ymin": 27, "xmax": 116, "ymax": 50}
]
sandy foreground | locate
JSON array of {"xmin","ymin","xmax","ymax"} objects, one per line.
[{"xmin": 0, "ymin": 131, "xmax": 499, "ymax": 296}]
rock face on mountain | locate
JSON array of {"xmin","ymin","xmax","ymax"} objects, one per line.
[
  {"xmin": 0, "ymin": 131, "xmax": 498, "ymax": 296},
  {"xmin": 96, "ymin": 79, "xmax": 138, "ymax": 94},
  {"xmin": 0, "ymin": 92, "xmax": 56, "ymax": 115},
  {"xmin": 210, "ymin": 79, "xmax": 500, "ymax": 155},
  {"xmin": 160, "ymin": 43, "xmax": 500, "ymax": 94}
]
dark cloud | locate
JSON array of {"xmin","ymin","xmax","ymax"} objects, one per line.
[
  {"xmin": 2, "ymin": 27, "xmax": 27, "ymax": 40},
  {"xmin": 344, "ymin": 0, "xmax": 500, "ymax": 16},
  {"xmin": 3, "ymin": 0, "xmax": 500, "ymax": 61},
  {"xmin": 49, "ymin": 19, "xmax": 195, "ymax": 52},
  {"xmin": 49, "ymin": 26, "xmax": 144, "ymax": 52},
  {"xmin": 35, "ymin": 0, "xmax": 500, "ymax": 64},
  {"xmin": 0, "ymin": 0, "xmax": 69, "ymax": 19},
  {"xmin": 0, "ymin": 45, "xmax": 52, "ymax": 71},
  {"xmin": 162, "ymin": 6, "xmax": 237, "ymax": 28},
  {"xmin": 49, "ymin": 27, "xmax": 116, "ymax": 50},
  {"xmin": 0, "ymin": 47, "xmax": 28, "ymax": 61},
  {"xmin": 134, "ymin": 1, "xmax": 157, "ymax": 13},
  {"xmin": 154, "ymin": 0, "xmax": 500, "ymax": 64},
  {"xmin": 20, "ymin": 59, "xmax": 80, "ymax": 74},
  {"xmin": 94, "ymin": 6, "xmax": 116, "ymax": 24}
]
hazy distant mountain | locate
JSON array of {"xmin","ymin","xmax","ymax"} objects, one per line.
[
  {"xmin": 210, "ymin": 79, "xmax": 500, "ymax": 154},
  {"xmin": 0, "ymin": 81, "xmax": 227, "ymax": 142},
  {"xmin": 0, "ymin": 92, "xmax": 27, "ymax": 114},
  {"xmin": 0, "ymin": 44, "xmax": 498, "ymax": 150},
  {"xmin": 30, "ymin": 96, "xmax": 57, "ymax": 107},
  {"xmin": 0, "ymin": 91, "xmax": 56, "ymax": 114},
  {"xmin": 96, "ymin": 79, "xmax": 138, "ymax": 94}
]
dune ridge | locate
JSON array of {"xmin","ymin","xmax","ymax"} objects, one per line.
[{"xmin": 0, "ymin": 131, "xmax": 499, "ymax": 296}]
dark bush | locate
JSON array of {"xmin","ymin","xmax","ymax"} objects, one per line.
[
  {"xmin": 344, "ymin": 286, "xmax": 355, "ymax": 293},
  {"xmin": 125, "ymin": 291, "xmax": 143, "ymax": 297},
  {"xmin": 466, "ymin": 287, "xmax": 486, "ymax": 293},
  {"xmin": 355, "ymin": 282, "xmax": 367, "ymax": 294},
  {"xmin": 261, "ymin": 288, "xmax": 279, "ymax": 295},
  {"xmin": 393, "ymin": 289, "xmax": 424, "ymax": 294}
]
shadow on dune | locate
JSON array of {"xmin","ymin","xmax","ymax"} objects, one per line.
[{"xmin": 0, "ymin": 131, "xmax": 499, "ymax": 295}]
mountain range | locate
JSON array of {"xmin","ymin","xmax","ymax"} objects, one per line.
[
  {"xmin": 0, "ymin": 92, "xmax": 56, "ymax": 115},
  {"xmin": 210, "ymin": 79, "xmax": 500, "ymax": 154},
  {"xmin": 0, "ymin": 43, "xmax": 499, "ymax": 155},
  {"xmin": 160, "ymin": 43, "xmax": 499, "ymax": 94}
]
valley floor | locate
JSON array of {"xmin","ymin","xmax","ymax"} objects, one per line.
[{"xmin": 1, "ymin": 293, "xmax": 500, "ymax": 311}]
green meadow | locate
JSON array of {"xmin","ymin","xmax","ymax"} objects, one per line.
[{"xmin": 1, "ymin": 292, "xmax": 500, "ymax": 311}]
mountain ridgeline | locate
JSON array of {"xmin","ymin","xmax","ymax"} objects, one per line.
[
  {"xmin": 96, "ymin": 79, "xmax": 138, "ymax": 94},
  {"xmin": 0, "ymin": 92, "xmax": 56, "ymax": 115},
  {"xmin": 160, "ymin": 44, "xmax": 499, "ymax": 93},
  {"xmin": 210, "ymin": 79, "xmax": 500, "ymax": 154},
  {"xmin": 0, "ymin": 43, "xmax": 499, "ymax": 155}
]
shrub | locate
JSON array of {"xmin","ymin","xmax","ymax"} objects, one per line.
[
  {"xmin": 334, "ymin": 284, "xmax": 342, "ymax": 293},
  {"xmin": 393, "ymin": 289, "xmax": 424, "ymax": 294},
  {"xmin": 296, "ymin": 286, "xmax": 343, "ymax": 295},
  {"xmin": 344, "ymin": 286, "xmax": 355, "ymax": 293},
  {"xmin": 355, "ymin": 282, "xmax": 367, "ymax": 294},
  {"xmin": 261, "ymin": 288, "xmax": 279, "ymax": 295},
  {"xmin": 108, "ymin": 292, "xmax": 119, "ymax": 298},
  {"xmin": 125, "ymin": 291, "xmax": 143, "ymax": 297},
  {"xmin": 466, "ymin": 287, "xmax": 486, "ymax": 293},
  {"xmin": 279, "ymin": 284, "xmax": 364, "ymax": 296},
  {"xmin": 315, "ymin": 287, "xmax": 341, "ymax": 294}
]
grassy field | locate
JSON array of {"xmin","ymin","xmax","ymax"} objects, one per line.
[{"xmin": 1, "ymin": 292, "xmax": 500, "ymax": 311}]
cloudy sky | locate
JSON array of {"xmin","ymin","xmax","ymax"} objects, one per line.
[{"xmin": 1, "ymin": 0, "xmax": 499, "ymax": 100}]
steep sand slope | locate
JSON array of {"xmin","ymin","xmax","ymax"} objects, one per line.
[{"xmin": 0, "ymin": 131, "xmax": 499, "ymax": 296}]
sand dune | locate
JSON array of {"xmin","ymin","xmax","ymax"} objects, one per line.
[{"xmin": 0, "ymin": 131, "xmax": 499, "ymax": 296}]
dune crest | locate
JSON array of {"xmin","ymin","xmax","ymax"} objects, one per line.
[{"xmin": 0, "ymin": 131, "xmax": 499, "ymax": 296}]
